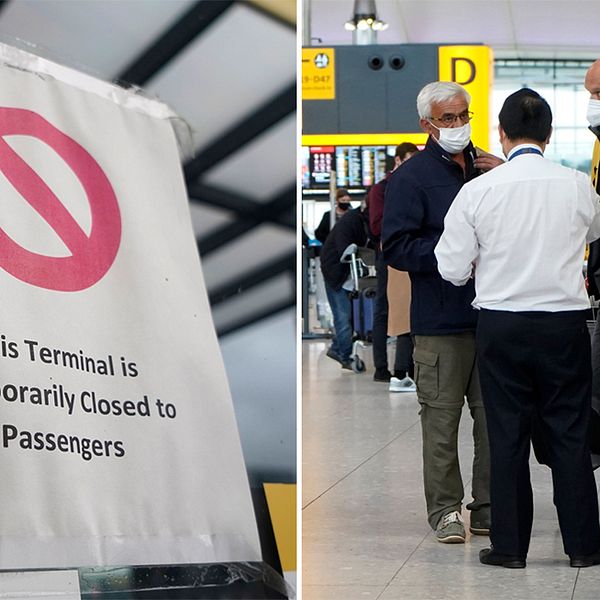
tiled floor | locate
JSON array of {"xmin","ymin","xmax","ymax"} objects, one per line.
[{"xmin": 302, "ymin": 338, "xmax": 600, "ymax": 600}]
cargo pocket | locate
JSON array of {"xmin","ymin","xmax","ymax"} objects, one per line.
[{"xmin": 414, "ymin": 348, "xmax": 439, "ymax": 401}]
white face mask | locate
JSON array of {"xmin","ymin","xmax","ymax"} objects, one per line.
[
  {"xmin": 586, "ymin": 99, "xmax": 600, "ymax": 127},
  {"xmin": 430, "ymin": 121, "xmax": 472, "ymax": 154}
]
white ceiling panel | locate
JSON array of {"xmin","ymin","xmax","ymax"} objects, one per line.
[
  {"xmin": 309, "ymin": 0, "xmax": 600, "ymax": 59},
  {"xmin": 145, "ymin": 2, "xmax": 295, "ymax": 152},
  {"xmin": 510, "ymin": 1, "xmax": 600, "ymax": 53},
  {"xmin": 0, "ymin": 0, "xmax": 194, "ymax": 78},
  {"xmin": 202, "ymin": 112, "xmax": 296, "ymax": 201},
  {"xmin": 188, "ymin": 203, "xmax": 235, "ymax": 239},
  {"xmin": 211, "ymin": 272, "xmax": 294, "ymax": 331},
  {"xmin": 201, "ymin": 224, "xmax": 295, "ymax": 291},
  {"xmin": 398, "ymin": 0, "xmax": 513, "ymax": 46}
]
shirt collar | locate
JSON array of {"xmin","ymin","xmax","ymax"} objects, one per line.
[{"xmin": 506, "ymin": 143, "xmax": 544, "ymax": 161}]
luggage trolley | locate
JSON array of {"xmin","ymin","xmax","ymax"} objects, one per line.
[{"xmin": 340, "ymin": 243, "xmax": 377, "ymax": 373}]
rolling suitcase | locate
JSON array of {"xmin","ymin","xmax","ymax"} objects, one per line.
[
  {"xmin": 339, "ymin": 243, "xmax": 377, "ymax": 372},
  {"xmin": 352, "ymin": 287, "xmax": 376, "ymax": 342}
]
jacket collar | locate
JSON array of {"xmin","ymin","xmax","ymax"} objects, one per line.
[
  {"xmin": 424, "ymin": 135, "xmax": 478, "ymax": 180},
  {"xmin": 590, "ymin": 124, "xmax": 600, "ymax": 141}
]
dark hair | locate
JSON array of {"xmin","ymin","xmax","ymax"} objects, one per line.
[
  {"xmin": 395, "ymin": 142, "xmax": 419, "ymax": 161},
  {"xmin": 498, "ymin": 88, "xmax": 552, "ymax": 143},
  {"xmin": 336, "ymin": 188, "xmax": 350, "ymax": 200}
]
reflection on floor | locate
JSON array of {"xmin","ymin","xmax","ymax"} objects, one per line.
[{"xmin": 302, "ymin": 338, "xmax": 600, "ymax": 600}]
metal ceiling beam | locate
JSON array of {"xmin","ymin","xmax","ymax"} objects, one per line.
[
  {"xmin": 216, "ymin": 297, "xmax": 295, "ymax": 338},
  {"xmin": 184, "ymin": 83, "xmax": 296, "ymax": 183},
  {"xmin": 188, "ymin": 183, "xmax": 292, "ymax": 229},
  {"xmin": 116, "ymin": 0, "xmax": 235, "ymax": 86},
  {"xmin": 197, "ymin": 184, "xmax": 295, "ymax": 256},
  {"xmin": 208, "ymin": 250, "xmax": 295, "ymax": 306}
]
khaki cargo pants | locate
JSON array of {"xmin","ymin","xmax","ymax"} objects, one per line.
[{"xmin": 414, "ymin": 332, "xmax": 490, "ymax": 530}]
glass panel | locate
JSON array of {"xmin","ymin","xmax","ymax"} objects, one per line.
[{"xmin": 491, "ymin": 60, "xmax": 595, "ymax": 174}]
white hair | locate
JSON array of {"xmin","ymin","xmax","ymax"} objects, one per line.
[{"xmin": 416, "ymin": 81, "xmax": 471, "ymax": 119}]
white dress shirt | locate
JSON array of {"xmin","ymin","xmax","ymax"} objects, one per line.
[{"xmin": 435, "ymin": 144, "xmax": 600, "ymax": 311}]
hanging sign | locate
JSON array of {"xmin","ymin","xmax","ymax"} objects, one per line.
[
  {"xmin": 438, "ymin": 45, "xmax": 494, "ymax": 151},
  {"xmin": 302, "ymin": 47, "xmax": 336, "ymax": 100},
  {"xmin": 0, "ymin": 44, "xmax": 260, "ymax": 569}
]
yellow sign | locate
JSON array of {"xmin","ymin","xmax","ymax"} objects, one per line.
[
  {"xmin": 264, "ymin": 483, "xmax": 296, "ymax": 572},
  {"xmin": 302, "ymin": 48, "xmax": 335, "ymax": 100},
  {"xmin": 586, "ymin": 139, "xmax": 600, "ymax": 260},
  {"xmin": 438, "ymin": 45, "xmax": 494, "ymax": 151},
  {"xmin": 592, "ymin": 138, "xmax": 600, "ymax": 192}
]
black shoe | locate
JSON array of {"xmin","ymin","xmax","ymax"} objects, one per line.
[
  {"xmin": 479, "ymin": 547, "xmax": 526, "ymax": 569},
  {"xmin": 341, "ymin": 360, "xmax": 353, "ymax": 371},
  {"xmin": 326, "ymin": 347, "xmax": 343, "ymax": 365},
  {"xmin": 373, "ymin": 368, "xmax": 392, "ymax": 382},
  {"xmin": 569, "ymin": 551, "xmax": 600, "ymax": 567},
  {"xmin": 469, "ymin": 509, "xmax": 491, "ymax": 536}
]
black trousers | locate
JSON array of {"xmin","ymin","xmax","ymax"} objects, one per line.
[{"xmin": 476, "ymin": 309, "xmax": 600, "ymax": 558}]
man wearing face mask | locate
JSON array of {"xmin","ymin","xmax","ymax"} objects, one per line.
[
  {"xmin": 382, "ymin": 81, "xmax": 502, "ymax": 543},
  {"xmin": 582, "ymin": 60, "xmax": 600, "ymax": 464},
  {"xmin": 314, "ymin": 188, "xmax": 352, "ymax": 245}
]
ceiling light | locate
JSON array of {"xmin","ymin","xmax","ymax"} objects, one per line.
[
  {"xmin": 344, "ymin": 1, "xmax": 388, "ymax": 35},
  {"xmin": 372, "ymin": 20, "xmax": 388, "ymax": 31}
]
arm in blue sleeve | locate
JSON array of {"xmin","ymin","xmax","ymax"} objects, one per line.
[{"xmin": 381, "ymin": 173, "xmax": 439, "ymax": 272}]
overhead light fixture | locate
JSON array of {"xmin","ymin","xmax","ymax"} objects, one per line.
[
  {"xmin": 344, "ymin": 0, "xmax": 388, "ymax": 37},
  {"xmin": 372, "ymin": 20, "xmax": 388, "ymax": 31}
]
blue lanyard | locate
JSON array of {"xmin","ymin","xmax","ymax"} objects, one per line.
[{"xmin": 508, "ymin": 147, "xmax": 543, "ymax": 161}]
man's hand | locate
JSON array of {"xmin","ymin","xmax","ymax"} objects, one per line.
[{"xmin": 474, "ymin": 148, "xmax": 505, "ymax": 172}]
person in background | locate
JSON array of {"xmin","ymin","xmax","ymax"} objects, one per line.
[
  {"xmin": 582, "ymin": 59, "xmax": 600, "ymax": 462},
  {"xmin": 320, "ymin": 200, "xmax": 372, "ymax": 370},
  {"xmin": 368, "ymin": 142, "xmax": 419, "ymax": 391},
  {"xmin": 382, "ymin": 81, "xmax": 501, "ymax": 544},
  {"xmin": 436, "ymin": 88, "xmax": 600, "ymax": 569},
  {"xmin": 315, "ymin": 188, "xmax": 352, "ymax": 244}
]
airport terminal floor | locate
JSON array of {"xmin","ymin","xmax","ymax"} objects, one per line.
[{"xmin": 302, "ymin": 338, "xmax": 600, "ymax": 600}]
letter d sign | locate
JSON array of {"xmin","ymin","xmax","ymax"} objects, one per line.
[
  {"xmin": 438, "ymin": 45, "xmax": 494, "ymax": 151},
  {"xmin": 451, "ymin": 57, "xmax": 476, "ymax": 85}
]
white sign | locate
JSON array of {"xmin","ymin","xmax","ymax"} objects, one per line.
[
  {"xmin": 0, "ymin": 44, "xmax": 260, "ymax": 569},
  {"xmin": 0, "ymin": 570, "xmax": 80, "ymax": 600}
]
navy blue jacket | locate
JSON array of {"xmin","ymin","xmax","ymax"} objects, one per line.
[{"xmin": 381, "ymin": 136, "xmax": 481, "ymax": 335}]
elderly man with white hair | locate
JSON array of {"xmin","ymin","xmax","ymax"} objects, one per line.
[{"xmin": 382, "ymin": 80, "xmax": 501, "ymax": 543}]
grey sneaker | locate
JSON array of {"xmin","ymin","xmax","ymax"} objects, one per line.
[
  {"xmin": 435, "ymin": 511, "xmax": 466, "ymax": 544},
  {"xmin": 389, "ymin": 376, "xmax": 416, "ymax": 393}
]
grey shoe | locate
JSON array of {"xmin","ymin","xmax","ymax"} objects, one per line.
[
  {"xmin": 389, "ymin": 376, "xmax": 417, "ymax": 393},
  {"xmin": 435, "ymin": 511, "xmax": 466, "ymax": 544}
]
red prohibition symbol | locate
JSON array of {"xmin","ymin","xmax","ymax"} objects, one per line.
[{"xmin": 0, "ymin": 108, "xmax": 121, "ymax": 292}]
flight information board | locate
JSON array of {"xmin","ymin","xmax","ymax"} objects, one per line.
[{"xmin": 303, "ymin": 144, "xmax": 397, "ymax": 194}]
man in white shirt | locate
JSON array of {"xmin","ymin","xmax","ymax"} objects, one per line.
[{"xmin": 435, "ymin": 88, "xmax": 600, "ymax": 569}]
